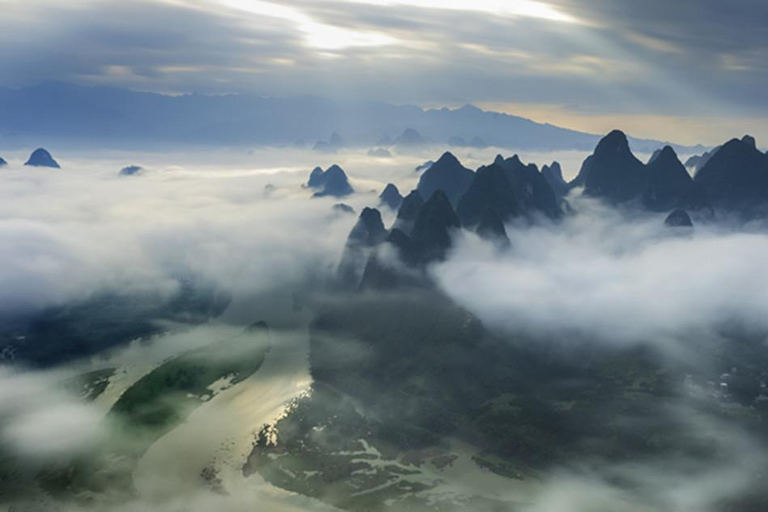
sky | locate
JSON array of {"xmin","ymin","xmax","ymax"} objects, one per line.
[{"xmin": 0, "ymin": 0, "xmax": 767, "ymax": 145}]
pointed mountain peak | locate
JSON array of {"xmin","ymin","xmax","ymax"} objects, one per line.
[
  {"xmin": 573, "ymin": 129, "xmax": 645, "ymax": 203},
  {"xmin": 325, "ymin": 164, "xmax": 345, "ymax": 175},
  {"xmin": 605, "ymin": 129, "xmax": 629, "ymax": 142},
  {"xmin": 338, "ymin": 207, "xmax": 386, "ymax": 287},
  {"xmin": 665, "ymin": 209, "xmax": 694, "ymax": 229},
  {"xmin": 308, "ymin": 166, "xmax": 326, "ymax": 188},
  {"xmin": 397, "ymin": 190, "xmax": 425, "ymax": 220},
  {"xmin": 25, "ymin": 148, "xmax": 60, "ymax": 168},
  {"xmin": 719, "ymin": 136, "xmax": 762, "ymax": 156},
  {"xmin": 309, "ymin": 167, "xmax": 325, "ymax": 182},
  {"xmin": 742, "ymin": 135, "xmax": 757, "ymax": 149},
  {"xmin": 694, "ymin": 135, "xmax": 768, "ymax": 215},
  {"xmin": 415, "ymin": 190, "xmax": 461, "ymax": 235},
  {"xmin": 410, "ymin": 190, "xmax": 461, "ymax": 263},
  {"xmin": 420, "ymin": 190, "xmax": 459, "ymax": 221},
  {"xmin": 648, "ymin": 148, "xmax": 663, "ymax": 164},
  {"xmin": 456, "ymin": 164, "xmax": 520, "ymax": 226},
  {"xmin": 381, "ymin": 183, "xmax": 400, "ymax": 195},
  {"xmin": 641, "ymin": 145, "xmax": 705, "ymax": 212},
  {"xmin": 359, "ymin": 206, "xmax": 383, "ymax": 225},
  {"xmin": 417, "ymin": 152, "xmax": 474, "ymax": 206},
  {"xmin": 436, "ymin": 151, "xmax": 460, "ymax": 165},
  {"xmin": 494, "ymin": 154, "xmax": 505, "ymax": 165},
  {"xmin": 651, "ymin": 146, "xmax": 680, "ymax": 165},
  {"xmin": 379, "ymin": 183, "xmax": 404, "ymax": 210},
  {"xmin": 309, "ymin": 164, "xmax": 354, "ymax": 197},
  {"xmin": 596, "ymin": 130, "xmax": 631, "ymax": 154},
  {"xmin": 541, "ymin": 161, "xmax": 568, "ymax": 197},
  {"xmin": 396, "ymin": 128, "xmax": 426, "ymax": 146},
  {"xmin": 348, "ymin": 207, "xmax": 387, "ymax": 246},
  {"xmin": 393, "ymin": 189, "xmax": 424, "ymax": 235}
]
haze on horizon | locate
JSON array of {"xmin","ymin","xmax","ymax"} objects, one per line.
[{"xmin": 1, "ymin": 0, "xmax": 766, "ymax": 146}]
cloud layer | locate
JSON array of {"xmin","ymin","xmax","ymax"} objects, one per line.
[
  {"xmin": 0, "ymin": 149, "xmax": 366, "ymax": 316},
  {"xmin": 433, "ymin": 196, "xmax": 768, "ymax": 351}
]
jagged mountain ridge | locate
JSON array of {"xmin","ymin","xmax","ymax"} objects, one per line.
[
  {"xmin": 335, "ymin": 130, "xmax": 768, "ymax": 290},
  {"xmin": 694, "ymin": 136, "xmax": 768, "ymax": 217}
]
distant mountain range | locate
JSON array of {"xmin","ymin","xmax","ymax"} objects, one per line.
[
  {"xmin": 0, "ymin": 82, "xmax": 700, "ymax": 153},
  {"xmin": 332, "ymin": 129, "xmax": 768, "ymax": 288}
]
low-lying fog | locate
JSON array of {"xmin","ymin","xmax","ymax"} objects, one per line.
[
  {"xmin": 3, "ymin": 144, "xmax": 765, "ymax": 512},
  {"xmin": 0, "ymin": 144, "xmax": 603, "ymax": 316}
]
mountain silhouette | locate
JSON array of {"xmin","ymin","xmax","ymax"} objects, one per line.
[
  {"xmin": 395, "ymin": 128, "xmax": 426, "ymax": 146},
  {"xmin": 572, "ymin": 130, "xmax": 646, "ymax": 203},
  {"xmin": 119, "ymin": 165, "xmax": 144, "ymax": 176},
  {"xmin": 541, "ymin": 162, "xmax": 568, "ymax": 197},
  {"xmin": 348, "ymin": 207, "xmax": 387, "ymax": 246},
  {"xmin": 494, "ymin": 155, "xmax": 561, "ymax": 219},
  {"xmin": 393, "ymin": 190, "xmax": 424, "ymax": 235},
  {"xmin": 0, "ymin": 157, "xmax": 7, "ymax": 167},
  {"xmin": 665, "ymin": 209, "xmax": 694, "ymax": 228},
  {"xmin": 685, "ymin": 147, "xmax": 720, "ymax": 174},
  {"xmin": 456, "ymin": 164, "xmax": 520, "ymax": 227},
  {"xmin": 307, "ymin": 164, "xmax": 355, "ymax": 197},
  {"xmin": 416, "ymin": 152, "xmax": 474, "ymax": 206},
  {"xmin": 694, "ymin": 136, "xmax": 768, "ymax": 216},
  {"xmin": 338, "ymin": 207, "xmax": 388, "ymax": 286},
  {"xmin": 379, "ymin": 183, "xmax": 404, "ymax": 210},
  {"xmin": 641, "ymin": 146, "xmax": 708, "ymax": 212},
  {"xmin": 477, "ymin": 208, "xmax": 511, "ymax": 248},
  {"xmin": 25, "ymin": 148, "xmax": 60, "ymax": 168},
  {"xmin": 410, "ymin": 190, "xmax": 461, "ymax": 264}
]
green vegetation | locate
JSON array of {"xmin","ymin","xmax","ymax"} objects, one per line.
[
  {"xmin": 37, "ymin": 322, "xmax": 270, "ymax": 503},
  {"xmin": 246, "ymin": 385, "xmax": 440, "ymax": 512},
  {"xmin": 0, "ymin": 279, "xmax": 231, "ymax": 367},
  {"xmin": 248, "ymin": 290, "xmax": 768, "ymax": 511},
  {"xmin": 110, "ymin": 321, "xmax": 270, "ymax": 446}
]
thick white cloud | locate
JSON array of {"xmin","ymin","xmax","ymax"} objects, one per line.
[
  {"xmin": 0, "ymin": 368, "xmax": 103, "ymax": 460},
  {"xmin": 433, "ymin": 196, "xmax": 768, "ymax": 349},
  {"xmin": 0, "ymin": 149, "xmax": 372, "ymax": 315}
]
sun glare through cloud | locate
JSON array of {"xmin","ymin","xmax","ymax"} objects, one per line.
[
  {"xmin": 217, "ymin": 0, "xmax": 395, "ymax": 50},
  {"xmin": 349, "ymin": 0, "xmax": 578, "ymax": 23}
]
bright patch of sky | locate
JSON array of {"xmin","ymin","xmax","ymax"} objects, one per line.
[
  {"xmin": 217, "ymin": 0, "xmax": 395, "ymax": 50},
  {"xmin": 343, "ymin": 0, "xmax": 577, "ymax": 23}
]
